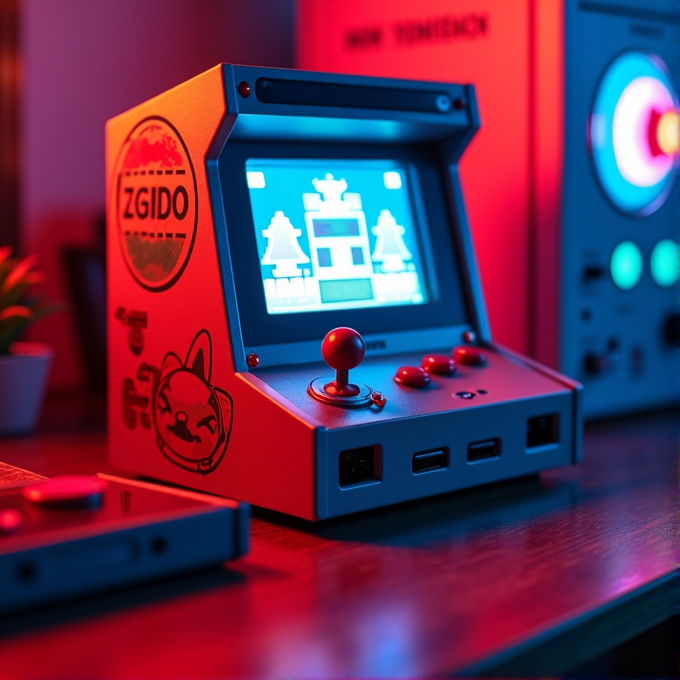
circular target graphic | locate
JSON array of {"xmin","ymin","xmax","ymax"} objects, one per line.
[{"xmin": 590, "ymin": 52, "xmax": 679, "ymax": 215}]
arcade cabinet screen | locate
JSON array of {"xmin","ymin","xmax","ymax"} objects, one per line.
[{"xmin": 246, "ymin": 159, "xmax": 430, "ymax": 315}]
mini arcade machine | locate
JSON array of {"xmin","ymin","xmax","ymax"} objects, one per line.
[
  {"xmin": 107, "ymin": 65, "xmax": 582, "ymax": 521},
  {"xmin": 298, "ymin": 0, "xmax": 680, "ymax": 419}
]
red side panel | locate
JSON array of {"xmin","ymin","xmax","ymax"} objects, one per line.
[
  {"xmin": 106, "ymin": 66, "xmax": 317, "ymax": 520},
  {"xmin": 530, "ymin": 0, "xmax": 563, "ymax": 368},
  {"xmin": 297, "ymin": 0, "xmax": 532, "ymax": 355}
]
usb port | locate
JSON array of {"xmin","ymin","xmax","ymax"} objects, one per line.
[
  {"xmin": 412, "ymin": 448, "xmax": 448, "ymax": 473},
  {"xmin": 526, "ymin": 414, "xmax": 559, "ymax": 449},
  {"xmin": 467, "ymin": 438, "xmax": 501, "ymax": 462}
]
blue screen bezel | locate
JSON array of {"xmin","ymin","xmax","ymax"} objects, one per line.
[{"xmin": 219, "ymin": 140, "xmax": 470, "ymax": 349}]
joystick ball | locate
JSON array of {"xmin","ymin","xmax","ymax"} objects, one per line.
[
  {"xmin": 321, "ymin": 327, "xmax": 365, "ymax": 396},
  {"xmin": 308, "ymin": 327, "xmax": 372, "ymax": 405},
  {"xmin": 322, "ymin": 327, "xmax": 365, "ymax": 371}
]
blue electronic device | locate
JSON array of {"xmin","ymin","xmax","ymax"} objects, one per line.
[{"xmin": 557, "ymin": 1, "xmax": 680, "ymax": 417}]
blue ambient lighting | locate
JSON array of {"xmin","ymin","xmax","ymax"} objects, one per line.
[
  {"xmin": 650, "ymin": 238, "xmax": 679, "ymax": 287},
  {"xmin": 610, "ymin": 241, "xmax": 643, "ymax": 290},
  {"xmin": 246, "ymin": 159, "xmax": 429, "ymax": 315}
]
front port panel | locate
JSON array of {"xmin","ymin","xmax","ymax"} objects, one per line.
[{"xmin": 320, "ymin": 391, "xmax": 575, "ymax": 519}]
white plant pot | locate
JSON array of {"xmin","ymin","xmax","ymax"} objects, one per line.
[{"xmin": 0, "ymin": 342, "xmax": 54, "ymax": 436}]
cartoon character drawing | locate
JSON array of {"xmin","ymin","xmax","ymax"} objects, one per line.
[
  {"xmin": 153, "ymin": 330, "xmax": 233, "ymax": 475},
  {"xmin": 122, "ymin": 329, "xmax": 233, "ymax": 475},
  {"xmin": 115, "ymin": 307, "xmax": 148, "ymax": 355}
]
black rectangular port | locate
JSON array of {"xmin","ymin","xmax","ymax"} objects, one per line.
[
  {"xmin": 526, "ymin": 414, "xmax": 559, "ymax": 449},
  {"xmin": 467, "ymin": 439, "xmax": 501, "ymax": 462},
  {"xmin": 412, "ymin": 448, "xmax": 448, "ymax": 474},
  {"xmin": 339, "ymin": 446, "xmax": 380, "ymax": 487}
]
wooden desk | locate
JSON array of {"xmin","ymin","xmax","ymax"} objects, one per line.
[{"xmin": 0, "ymin": 396, "xmax": 678, "ymax": 678}]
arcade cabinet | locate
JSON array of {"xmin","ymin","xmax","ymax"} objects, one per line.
[
  {"xmin": 298, "ymin": 0, "xmax": 680, "ymax": 418},
  {"xmin": 107, "ymin": 64, "xmax": 582, "ymax": 520}
]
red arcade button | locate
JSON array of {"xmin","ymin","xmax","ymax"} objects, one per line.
[
  {"xmin": 23, "ymin": 476, "xmax": 108, "ymax": 508},
  {"xmin": 453, "ymin": 346, "xmax": 487, "ymax": 366},
  {"xmin": 422, "ymin": 354, "xmax": 456, "ymax": 376},
  {"xmin": 394, "ymin": 366, "xmax": 431, "ymax": 388},
  {"xmin": 0, "ymin": 509, "xmax": 24, "ymax": 533}
]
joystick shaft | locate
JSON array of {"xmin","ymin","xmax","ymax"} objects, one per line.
[
  {"xmin": 308, "ymin": 327, "xmax": 374, "ymax": 407},
  {"xmin": 332, "ymin": 368, "xmax": 352, "ymax": 394}
]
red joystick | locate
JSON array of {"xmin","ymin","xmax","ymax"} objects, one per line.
[{"xmin": 322, "ymin": 327, "xmax": 365, "ymax": 397}]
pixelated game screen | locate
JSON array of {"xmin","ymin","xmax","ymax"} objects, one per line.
[{"xmin": 246, "ymin": 159, "xmax": 430, "ymax": 315}]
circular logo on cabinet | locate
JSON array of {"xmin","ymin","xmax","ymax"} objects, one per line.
[{"xmin": 114, "ymin": 117, "xmax": 197, "ymax": 291}]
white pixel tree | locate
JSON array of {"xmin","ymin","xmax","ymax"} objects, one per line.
[
  {"xmin": 261, "ymin": 211, "xmax": 310, "ymax": 278},
  {"xmin": 371, "ymin": 209, "xmax": 412, "ymax": 272}
]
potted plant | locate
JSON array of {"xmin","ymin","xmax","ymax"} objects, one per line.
[{"xmin": 0, "ymin": 246, "xmax": 58, "ymax": 435}]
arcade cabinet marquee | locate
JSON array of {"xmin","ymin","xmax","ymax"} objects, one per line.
[{"xmin": 107, "ymin": 64, "xmax": 582, "ymax": 520}]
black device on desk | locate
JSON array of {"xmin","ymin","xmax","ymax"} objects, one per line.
[{"xmin": 0, "ymin": 471, "xmax": 249, "ymax": 614}]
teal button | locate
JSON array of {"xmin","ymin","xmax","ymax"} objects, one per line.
[
  {"xmin": 650, "ymin": 238, "xmax": 679, "ymax": 287},
  {"xmin": 611, "ymin": 241, "xmax": 643, "ymax": 290}
]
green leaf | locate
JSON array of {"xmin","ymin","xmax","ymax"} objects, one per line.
[
  {"xmin": 0, "ymin": 251, "xmax": 61, "ymax": 348},
  {"xmin": 0, "ymin": 281, "xmax": 29, "ymax": 310},
  {"xmin": 1, "ymin": 254, "xmax": 38, "ymax": 294},
  {"xmin": 0, "ymin": 305, "xmax": 33, "ymax": 322},
  {"xmin": 0, "ymin": 258, "xmax": 17, "ymax": 292},
  {"xmin": 0, "ymin": 246, "xmax": 12, "ymax": 268}
]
